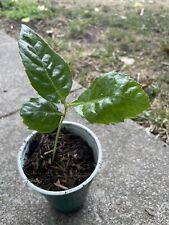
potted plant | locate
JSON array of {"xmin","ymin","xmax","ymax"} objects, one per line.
[{"xmin": 17, "ymin": 25, "xmax": 150, "ymax": 213}]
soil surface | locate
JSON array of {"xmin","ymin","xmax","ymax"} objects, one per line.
[{"xmin": 23, "ymin": 128, "xmax": 95, "ymax": 191}]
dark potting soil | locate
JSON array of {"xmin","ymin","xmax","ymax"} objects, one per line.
[{"xmin": 23, "ymin": 128, "xmax": 95, "ymax": 191}]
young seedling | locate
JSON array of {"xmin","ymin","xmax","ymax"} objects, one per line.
[{"xmin": 19, "ymin": 25, "xmax": 150, "ymax": 161}]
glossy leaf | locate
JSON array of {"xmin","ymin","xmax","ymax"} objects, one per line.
[
  {"xmin": 20, "ymin": 97, "xmax": 62, "ymax": 133},
  {"xmin": 72, "ymin": 72, "xmax": 150, "ymax": 124},
  {"xmin": 19, "ymin": 25, "xmax": 72, "ymax": 103}
]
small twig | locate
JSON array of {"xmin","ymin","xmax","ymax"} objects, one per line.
[
  {"xmin": 44, "ymin": 149, "xmax": 53, "ymax": 155},
  {"xmin": 54, "ymin": 180, "xmax": 68, "ymax": 190},
  {"xmin": 35, "ymin": 178, "xmax": 40, "ymax": 184},
  {"xmin": 140, "ymin": 8, "xmax": 144, "ymax": 16}
]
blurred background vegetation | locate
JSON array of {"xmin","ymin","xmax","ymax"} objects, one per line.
[{"xmin": 0, "ymin": 0, "xmax": 168, "ymax": 144}]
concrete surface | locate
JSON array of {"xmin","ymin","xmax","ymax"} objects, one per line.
[{"xmin": 0, "ymin": 31, "xmax": 169, "ymax": 225}]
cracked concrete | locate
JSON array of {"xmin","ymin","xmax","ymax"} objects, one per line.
[
  {"xmin": 1, "ymin": 31, "xmax": 169, "ymax": 225},
  {"xmin": 0, "ymin": 86, "xmax": 82, "ymax": 119}
]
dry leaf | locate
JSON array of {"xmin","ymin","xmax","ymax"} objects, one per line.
[
  {"xmin": 21, "ymin": 17, "xmax": 31, "ymax": 23},
  {"xmin": 134, "ymin": 2, "xmax": 144, "ymax": 8},
  {"xmin": 38, "ymin": 5, "xmax": 48, "ymax": 11},
  {"xmin": 120, "ymin": 56, "xmax": 135, "ymax": 65}
]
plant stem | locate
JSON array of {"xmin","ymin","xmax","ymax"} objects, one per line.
[{"xmin": 52, "ymin": 104, "xmax": 68, "ymax": 162}]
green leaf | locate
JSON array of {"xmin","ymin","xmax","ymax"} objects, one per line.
[
  {"xmin": 72, "ymin": 72, "xmax": 150, "ymax": 124},
  {"xmin": 19, "ymin": 25, "xmax": 72, "ymax": 103},
  {"xmin": 20, "ymin": 97, "xmax": 62, "ymax": 133}
]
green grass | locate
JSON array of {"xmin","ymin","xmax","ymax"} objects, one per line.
[
  {"xmin": 68, "ymin": 19, "xmax": 89, "ymax": 39},
  {"xmin": 61, "ymin": 6, "xmax": 169, "ymax": 37},
  {"xmin": 0, "ymin": 0, "xmax": 52, "ymax": 20},
  {"xmin": 45, "ymin": 37, "xmax": 68, "ymax": 51}
]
